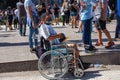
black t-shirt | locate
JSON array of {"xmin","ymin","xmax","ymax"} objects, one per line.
[
  {"xmin": 54, "ymin": 7, "xmax": 59, "ymax": 14},
  {"xmin": 71, "ymin": 4, "xmax": 77, "ymax": 12},
  {"xmin": 48, "ymin": 7, "xmax": 52, "ymax": 14}
]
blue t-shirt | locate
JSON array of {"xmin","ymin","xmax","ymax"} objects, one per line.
[
  {"xmin": 80, "ymin": 0, "xmax": 96, "ymax": 20},
  {"xmin": 24, "ymin": 0, "xmax": 38, "ymax": 26}
]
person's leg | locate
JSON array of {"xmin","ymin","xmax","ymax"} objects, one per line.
[
  {"xmin": 18, "ymin": 18, "xmax": 23, "ymax": 36},
  {"xmin": 67, "ymin": 43, "xmax": 80, "ymax": 68},
  {"xmin": 99, "ymin": 20, "xmax": 114, "ymax": 47},
  {"xmin": 64, "ymin": 12, "xmax": 67, "ymax": 24},
  {"xmin": 94, "ymin": 19, "xmax": 103, "ymax": 46},
  {"xmin": 55, "ymin": 14, "xmax": 59, "ymax": 25},
  {"xmin": 72, "ymin": 16, "xmax": 77, "ymax": 28},
  {"xmin": 23, "ymin": 17, "xmax": 27, "ymax": 36},
  {"xmin": 74, "ymin": 13, "xmax": 78, "ymax": 28},
  {"xmin": 29, "ymin": 26, "xmax": 34, "ymax": 49},
  {"xmin": 103, "ymin": 29, "xmax": 112, "ymax": 42},
  {"xmin": 68, "ymin": 10, "xmax": 70, "ymax": 25},
  {"xmin": 13, "ymin": 19, "xmax": 16, "ymax": 29},
  {"xmin": 66, "ymin": 11, "xmax": 69, "ymax": 24},
  {"xmin": 100, "ymin": 20, "xmax": 112, "ymax": 42},
  {"xmin": 67, "ymin": 44, "xmax": 79, "ymax": 60},
  {"xmin": 115, "ymin": 15, "xmax": 120, "ymax": 39},
  {"xmin": 62, "ymin": 15, "xmax": 65, "ymax": 26},
  {"xmin": 82, "ymin": 18, "xmax": 96, "ymax": 51},
  {"xmin": 34, "ymin": 28, "xmax": 39, "ymax": 48},
  {"xmin": 71, "ymin": 16, "xmax": 74, "ymax": 28},
  {"xmin": 70, "ymin": 11, "xmax": 74, "ymax": 28},
  {"xmin": 54, "ymin": 14, "xmax": 57, "ymax": 25},
  {"xmin": 78, "ymin": 20, "xmax": 82, "ymax": 32},
  {"xmin": 96, "ymin": 29, "xmax": 102, "ymax": 44},
  {"xmin": 8, "ymin": 20, "xmax": 13, "ymax": 30},
  {"xmin": 29, "ymin": 27, "xmax": 38, "ymax": 53},
  {"xmin": 82, "ymin": 19, "xmax": 92, "ymax": 46}
]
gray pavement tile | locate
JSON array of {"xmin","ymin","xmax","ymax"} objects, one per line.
[{"xmin": 0, "ymin": 20, "xmax": 120, "ymax": 65}]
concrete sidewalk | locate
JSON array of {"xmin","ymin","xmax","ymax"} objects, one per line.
[
  {"xmin": 0, "ymin": 20, "xmax": 120, "ymax": 73},
  {"xmin": 0, "ymin": 68, "xmax": 120, "ymax": 80}
]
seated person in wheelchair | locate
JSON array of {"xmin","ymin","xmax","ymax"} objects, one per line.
[{"xmin": 39, "ymin": 13, "xmax": 80, "ymax": 61}]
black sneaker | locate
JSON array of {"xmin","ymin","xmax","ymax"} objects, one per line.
[
  {"xmin": 85, "ymin": 46, "xmax": 97, "ymax": 53},
  {"xmin": 30, "ymin": 48, "xmax": 37, "ymax": 53}
]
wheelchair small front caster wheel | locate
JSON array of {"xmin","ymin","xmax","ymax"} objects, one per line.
[{"xmin": 74, "ymin": 69, "xmax": 84, "ymax": 78}]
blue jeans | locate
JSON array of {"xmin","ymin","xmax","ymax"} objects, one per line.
[
  {"xmin": 81, "ymin": 18, "xmax": 92, "ymax": 47},
  {"xmin": 18, "ymin": 16, "xmax": 27, "ymax": 36},
  {"xmin": 115, "ymin": 15, "xmax": 120, "ymax": 38},
  {"xmin": 29, "ymin": 26, "xmax": 38, "ymax": 48},
  {"xmin": 70, "ymin": 11, "xmax": 77, "ymax": 16}
]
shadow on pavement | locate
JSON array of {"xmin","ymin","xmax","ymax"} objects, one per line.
[
  {"xmin": 61, "ymin": 70, "xmax": 107, "ymax": 80},
  {"xmin": 68, "ymin": 38, "xmax": 116, "ymax": 43},
  {"xmin": 0, "ymin": 34, "xmax": 12, "ymax": 37},
  {"xmin": 0, "ymin": 42, "xmax": 28, "ymax": 47},
  {"xmin": 0, "ymin": 60, "xmax": 38, "ymax": 73},
  {"xmin": 52, "ymin": 26, "xmax": 67, "ymax": 28}
]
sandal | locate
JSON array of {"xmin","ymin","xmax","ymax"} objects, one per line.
[{"xmin": 95, "ymin": 41, "xmax": 103, "ymax": 46}]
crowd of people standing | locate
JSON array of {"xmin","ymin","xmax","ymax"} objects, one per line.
[{"xmin": 0, "ymin": 0, "xmax": 120, "ymax": 53}]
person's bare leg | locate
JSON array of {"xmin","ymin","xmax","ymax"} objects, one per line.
[
  {"xmin": 71, "ymin": 17, "xmax": 74, "ymax": 28},
  {"xmin": 67, "ymin": 44, "xmax": 80, "ymax": 68},
  {"xmin": 67, "ymin": 44, "xmax": 79, "ymax": 58},
  {"xmin": 56, "ymin": 18, "xmax": 59, "ymax": 24},
  {"xmin": 102, "ymin": 29, "xmax": 112, "ymax": 42},
  {"xmin": 96, "ymin": 29, "xmax": 102, "ymax": 43},
  {"xmin": 78, "ymin": 21, "xmax": 82, "ymax": 31},
  {"xmin": 75, "ymin": 17, "xmax": 77, "ymax": 28}
]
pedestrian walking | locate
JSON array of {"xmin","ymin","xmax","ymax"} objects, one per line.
[
  {"xmin": 53, "ymin": 4, "xmax": 60, "ymax": 25},
  {"xmin": 17, "ymin": 0, "xmax": 27, "ymax": 36},
  {"xmin": 70, "ymin": 0, "xmax": 79, "ymax": 28},
  {"xmin": 6, "ymin": 6, "xmax": 13, "ymax": 30},
  {"xmin": 62, "ymin": 0, "xmax": 70, "ymax": 26},
  {"xmin": 80, "ymin": 0, "xmax": 97, "ymax": 52},
  {"xmin": 13, "ymin": 8, "xmax": 19, "ymax": 30},
  {"xmin": 94, "ymin": 0, "xmax": 115, "ymax": 48},
  {"xmin": 24, "ymin": 0, "xmax": 39, "ymax": 53}
]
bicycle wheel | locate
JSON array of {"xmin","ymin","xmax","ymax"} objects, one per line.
[{"xmin": 38, "ymin": 50, "xmax": 68, "ymax": 79}]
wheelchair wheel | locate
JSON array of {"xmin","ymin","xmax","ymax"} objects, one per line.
[
  {"xmin": 74, "ymin": 58, "xmax": 84, "ymax": 78},
  {"xmin": 38, "ymin": 50, "xmax": 68, "ymax": 79},
  {"xmin": 74, "ymin": 69, "xmax": 84, "ymax": 78}
]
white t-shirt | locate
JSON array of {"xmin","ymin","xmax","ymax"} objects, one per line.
[
  {"xmin": 39, "ymin": 24, "xmax": 60, "ymax": 45},
  {"xmin": 94, "ymin": 0, "xmax": 108, "ymax": 19}
]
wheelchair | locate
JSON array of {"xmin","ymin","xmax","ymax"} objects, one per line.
[{"xmin": 38, "ymin": 41, "xmax": 85, "ymax": 80}]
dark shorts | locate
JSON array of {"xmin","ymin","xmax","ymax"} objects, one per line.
[
  {"xmin": 95, "ymin": 19, "xmax": 106, "ymax": 30},
  {"xmin": 8, "ymin": 19, "xmax": 13, "ymax": 25},
  {"xmin": 54, "ymin": 14, "xmax": 59, "ymax": 18}
]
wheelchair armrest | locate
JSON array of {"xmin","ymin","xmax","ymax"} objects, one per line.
[{"xmin": 51, "ymin": 43, "xmax": 68, "ymax": 49}]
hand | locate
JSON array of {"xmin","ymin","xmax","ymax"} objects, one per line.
[
  {"xmin": 32, "ymin": 22, "xmax": 38, "ymax": 29},
  {"xmin": 59, "ymin": 33, "xmax": 63, "ymax": 38}
]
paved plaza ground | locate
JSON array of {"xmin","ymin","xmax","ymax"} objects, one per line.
[{"xmin": 0, "ymin": 20, "xmax": 120, "ymax": 80}]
